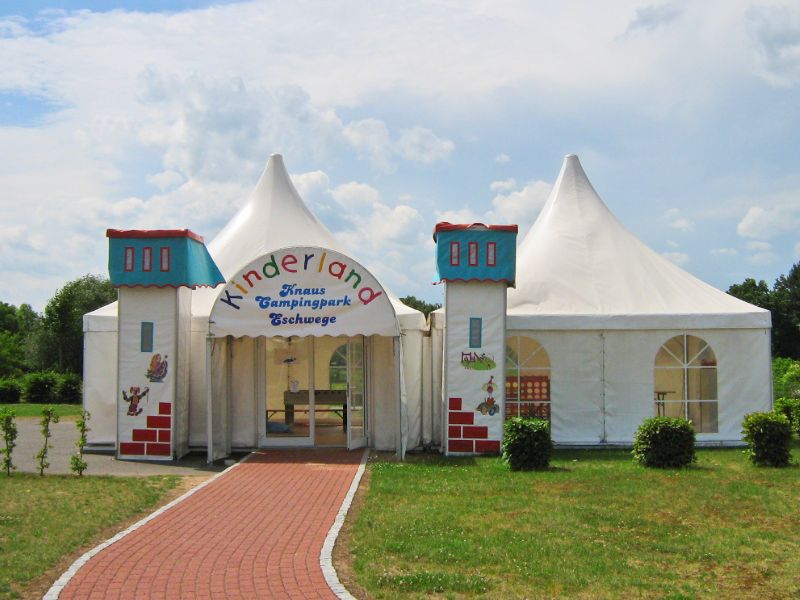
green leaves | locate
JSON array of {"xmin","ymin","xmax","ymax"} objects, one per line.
[
  {"xmin": 742, "ymin": 412, "xmax": 792, "ymax": 467},
  {"xmin": 35, "ymin": 406, "xmax": 59, "ymax": 477},
  {"xmin": 70, "ymin": 410, "xmax": 90, "ymax": 477},
  {"xmin": 0, "ymin": 407, "xmax": 17, "ymax": 476},
  {"xmin": 633, "ymin": 417, "xmax": 696, "ymax": 468},
  {"xmin": 502, "ymin": 417, "xmax": 553, "ymax": 471}
]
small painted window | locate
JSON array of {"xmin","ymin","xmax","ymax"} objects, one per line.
[
  {"xmin": 142, "ymin": 247, "xmax": 153, "ymax": 272},
  {"xmin": 141, "ymin": 322, "xmax": 154, "ymax": 353},
  {"xmin": 468, "ymin": 242, "xmax": 478, "ymax": 266},
  {"xmin": 450, "ymin": 241, "xmax": 460, "ymax": 266},
  {"xmin": 124, "ymin": 247, "xmax": 135, "ymax": 272},
  {"xmin": 469, "ymin": 317, "xmax": 482, "ymax": 348},
  {"xmin": 487, "ymin": 242, "xmax": 497, "ymax": 266},
  {"xmin": 160, "ymin": 247, "xmax": 171, "ymax": 272}
]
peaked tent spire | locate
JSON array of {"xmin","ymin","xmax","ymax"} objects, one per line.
[
  {"xmin": 207, "ymin": 153, "xmax": 342, "ymax": 278},
  {"xmin": 194, "ymin": 154, "xmax": 424, "ymax": 328},
  {"xmin": 507, "ymin": 154, "xmax": 770, "ymax": 329}
]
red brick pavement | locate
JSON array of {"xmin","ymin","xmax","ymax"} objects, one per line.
[{"xmin": 59, "ymin": 449, "xmax": 363, "ymax": 599}]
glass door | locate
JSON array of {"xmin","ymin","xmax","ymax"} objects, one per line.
[
  {"xmin": 347, "ymin": 336, "xmax": 367, "ymax": 449},
  {"xmin": 263, "ymin": 336, "xmax": 313, "ymax": 446}
]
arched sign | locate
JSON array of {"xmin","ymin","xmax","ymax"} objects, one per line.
[{"xmin": 210, "ymin": 247, "xmax": 399, "ymax": 337}]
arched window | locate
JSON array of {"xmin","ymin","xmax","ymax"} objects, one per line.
[
  {"xmin": 505, "ymin": 336, "xmax": 551, "ymax": 421},
  {"xmin": 654, "ymin": 334, "xmax": 718, "ymax": 433},
  {"xmin": 329, "ymin": 344, "xmax": 348, "ymax": 390}
]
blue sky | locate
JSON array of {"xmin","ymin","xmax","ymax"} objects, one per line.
[{"xmin": 1, "ymin": 1, "xmax": 799, "ymax": 311}]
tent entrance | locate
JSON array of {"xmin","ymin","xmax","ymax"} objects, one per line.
[{"xmin": 258, "ymin": 335, "xmax": 368, "ymax": 449}]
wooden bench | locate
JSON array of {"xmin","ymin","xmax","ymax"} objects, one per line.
[{"xmin": 275, "ymin": 390, "xmax": 348, "ymax": 429}]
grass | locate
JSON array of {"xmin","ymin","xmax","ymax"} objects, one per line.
[
  {"xmin": 2, "ymin": 404, "xmax": 84, "ymax": 418},
  {"xmin": 349, "ymin": 445, "xmax": 800, "ymax": 599},
  {"xmin": 0, "ymin": 473, "xmax": 179, "ymax": 599}
]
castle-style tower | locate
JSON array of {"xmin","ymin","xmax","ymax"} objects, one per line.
[
  {"xmin": 433, "ymin": 223, "xmax": 518, "ymax": 455},
  {"xmin": 107, "ymin": 229, "xmax": 223, "ymax": 460}
]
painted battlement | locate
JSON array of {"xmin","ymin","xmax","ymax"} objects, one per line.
[
  {"xmin": 433, "ymin": 222, "xmax": 518, "ymax": 285},
  {"xmin": 107, "ymin": 229, "xmax": 224, "ymax": 289}
]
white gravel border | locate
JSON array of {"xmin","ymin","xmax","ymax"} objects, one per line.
[
  {"xmin": 320, "ymin": 448, "xmax": 369, "ymax": 600},
  {"xmin": 43, "ymin": 456, "xmax": 247, "ymax": 599}
]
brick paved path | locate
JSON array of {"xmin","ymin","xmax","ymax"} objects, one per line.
[{"xmin": 58, "ymin": 449, "xmax": 363, "ymax": 599}]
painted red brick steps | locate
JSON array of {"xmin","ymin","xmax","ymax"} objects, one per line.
[
  {"xmin": 447, "ymin": 396, "xmax": 501, "ymax": 454},
  {"xmin": 55, "ymin": 449, "xmax": 363, "ymax": 599}
]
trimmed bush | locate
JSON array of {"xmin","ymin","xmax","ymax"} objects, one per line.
[
  {"xmin": 502, "ymin": 417, "xmax": 552, "ymax": 471},
  {"xmin": 56, "ymin": 373, "xmax": 83, "ymax": 404},
  {"xmin": 0, "ymin": 379, "xmax": 22, "ymax": 404},
  {"xmin": 22, "ymin": 371, "xmax": 59, "ymax": 404},
  {"xmin": 774, "ymin": 397, "xmax": 800, "ymax": 436},
  {"xmin": 742, "ymin": 412, "xmax": 792, "ymax": 467},
  {"xmin": 633, "ymin": 417, "xmax": 696, "ymax": 468}
]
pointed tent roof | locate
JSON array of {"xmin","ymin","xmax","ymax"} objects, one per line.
[
  {"xmin": 192, "ymin": 154, "xmax": 425, "ymax": 330},
  {"xmin": 506, "ymin": 154, "xmax": 770, "ymax": 330}
]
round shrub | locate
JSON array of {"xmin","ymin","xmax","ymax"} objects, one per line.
[
  {"xmin": 56, "ymin": 373, "xmax": 83, "ymax": 404},
  {"xmin": 773, "ymin": 397, "xmax": 800, "ymax": 436},
  {"xmin": 22, "ymin": 371, "xmax": 59, "ymax": 404},
  {"xmin": 742, "ymin": 412, "xmax": 792, "ymax": 467},
  {"xmin": 0, "ymin": 379, "xmax": 22, "ymax": 404},
  {"xmin": 502, "ymin": 417, "xmax": 552, "ymax": 471},
  {"xmin": 632, "ymin": 417, "xmax": 696, "ymax": 468}
]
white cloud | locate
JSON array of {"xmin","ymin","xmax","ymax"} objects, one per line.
[
  {"xmin": 434, "ymin": 208, "xmax": 481, "ymax": 224},
  {"xmin": 343, "ymin": 121, "xmax": 454, "ymax": 171},
  {"xmin": 746, "ymin": 5, "xmax": 800, "ymax": 87},
  {"xmin": 487, "ymin": 180, "xmax": 552, "ymax": 230},
  {"xmin": 625, "ymin": 4, "xmax": 682, "ymax": 35},
  {"xmin": 342, "ymin": 118, "xmax": 394, "ymax": 172},
  {"xmin": 746, "ymin": 240, "xmax": 772, "ymax": 251},
  {"xmin": 662, "ymin": 251, "xmax": 689, "ymax": 265},
  {"xmin": 396, "ymin": 127, "xmax": 454, "ymax": 164},
  {"xmin": 746, "ymin": 251, "xmax": 778, "ymax": 266},
  {"xmin": 669, "ymin": 217, "xmax": 694, "ymax": 232},
  {"xmin": 147, "ymin": 170, "xmax": 184, "ymax": 191},
  {"xmin": 331, "ymin": 182, "xmax": 382, "ymax": 209},
  {"xmin": 710, "ymin": 247, "xmax": 738, "ymax": 256},
  {"xmin": 737, "ymin": 202, "xmax": 800, "ymax": 239},
  {"xmin": 490, "ymin": 178, "xmax": 517, "ymax": 192},
  {"xmin": 663, "ymin": 208, "xmax": 680, "ymax": 218},
  {"xmin": 495, "ymin": 153, "xmax": 511, "ymax": 164}
]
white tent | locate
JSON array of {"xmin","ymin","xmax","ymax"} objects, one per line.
[
  {"xmin": 84, "ymin": 154, "xmax": 425, "ymax": 455},
  {"xmin": 427, "ymin": 155, "xmax": 772, "ymax": 446}
]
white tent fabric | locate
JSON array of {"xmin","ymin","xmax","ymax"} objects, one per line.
[
  {"xmin": 507, "ymin": 155, "xmax": 771, "ymax": 330},
  {"xmin": 426, "ymin": 155, "xmax": 772, "ymax": 446},
  {"xmin": 192, "ymin": 154, "xmax": 425, "ymax": 332},
  {"xmin": 84, "ymin": 153, "xmax": 425, "ymax": 454}
]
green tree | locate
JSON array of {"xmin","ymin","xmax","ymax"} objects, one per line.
[
  {"xmin": 728, "ymin": 266, "xmax": 800, "ymax": 359},
  {"xmin": 727, "ymin": 278, "xmax": 771, "ymax": 309},
  {"xmin": 400, "ymin": 295, "xmax": 442, "ymax": 318},
  {"xmin": 771, "ymin": 263, "xmax": 800, "ymax": 359},
  {"xmin": 0, "ymin": 302, "xmax": 28, "ymax": 377},
  {"xmin": 0, "ymin": 302, "xmax": 19, "ymax": 334},
  {"xmin": 39, "ymin": 275, "xmax": 116, "ymax": 374}
]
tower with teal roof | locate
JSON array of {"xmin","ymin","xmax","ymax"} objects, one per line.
[{"xmin": 433, "ymin": 223, "xmax": 518, "ymax": 455}]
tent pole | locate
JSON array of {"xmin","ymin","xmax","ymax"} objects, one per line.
[{"xmin": 206, "ymin": 334, "xmax": 214, "ymax": 464}]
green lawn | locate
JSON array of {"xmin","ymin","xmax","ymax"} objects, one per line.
[
  {"xmin": 4, "ymin": 404, "xmax": 84, "ymax": 419},
  {"xmin": 0, "ymin": 474, "xmax": 179, "ymax": 599},
  {"xmin": 349, "ymin": 445, "xmax": 800, "ymax": 599}
]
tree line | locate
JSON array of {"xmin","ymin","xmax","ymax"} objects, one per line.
[
  {"xmin": 0, "ymin": 262, "xmax": 796, "ymax": 383},
  {"xmin": 727, "ymin": 262, "xmax": 800, "ymax": 359},
  {"xmin": 0, "ymin": 275, "xmax": 116, "ymax": 379}
]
